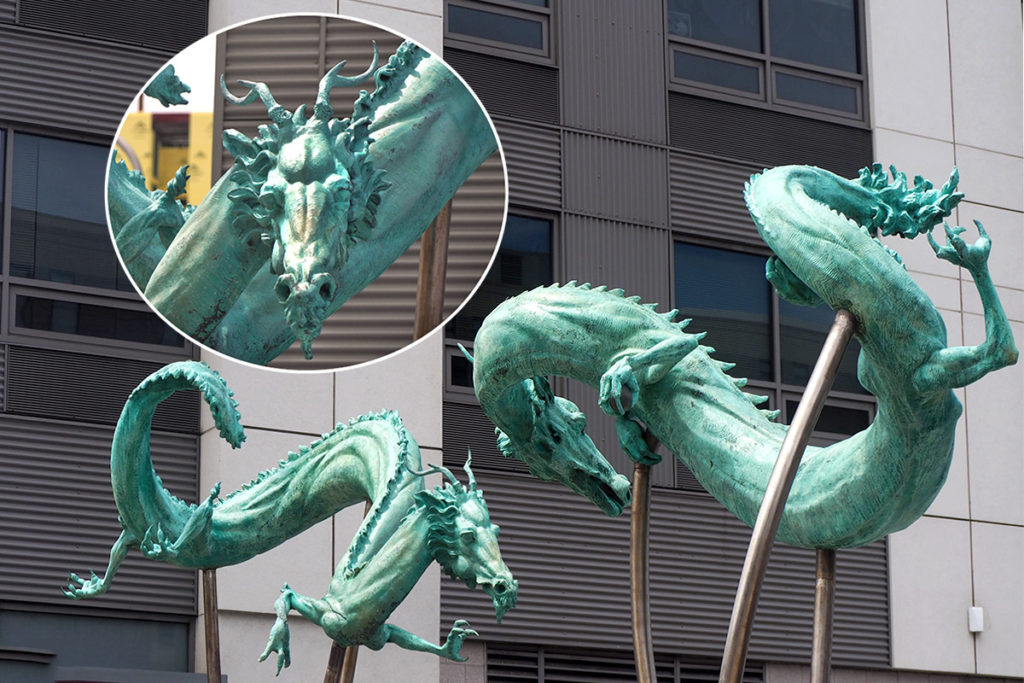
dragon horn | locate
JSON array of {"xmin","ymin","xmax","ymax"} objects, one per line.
[
  {"xmin": 463, "ymin": 451, "xmax": 477, "ymax": 491},
  {"xmin": 410, "ymin": 463, "xmax": 461, "ymax": 488},
  {"xmin": 457, "ymin": 343, "xmax": 475, "ymax": 364},
  {"xmin": 220, "ymin": 75, "xmax": 290, "ymax": 125},
  {"xmin": 315, "ymin": 43, "xmax": 379, "ymax": 120}
]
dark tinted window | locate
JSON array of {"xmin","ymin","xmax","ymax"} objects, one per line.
[
  {"xmin": 769, "ymin": 0, "xmax": 858, "ymax": 73},
  {"xmin": 16, "ymin": 295, "xmax": 184, "ymax": 347},
  {"xmin": 776, "ymin": 72, "xmax": 859, "ymax": 113},
  {"xmin": 674, "ymin": 242, "xmax": 772, "ymax": 381},
  {"xmin": 447, "ymin": 214, "xmax": 551, "ymax": 342},
  {"xmin": 779, "ymin": 298, "xmax": 866, "ymax": 394},
  {"xmin": 448, "ymin": 4, "xmax": 544, "ymax": 50},
  {"xmin": 668, "ymin": 0, "xmax": 761, "ymax": 52},
  {"xmin": 674, "ymin": 50, "xmax": 761, "ymax": 93},
  {"xmin": 10, "ymin": 134, "xmax": 134, "ymax": 291}
]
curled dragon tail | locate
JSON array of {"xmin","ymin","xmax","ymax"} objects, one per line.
[{"xmin": 64, "ymin": 362, "xmax": 244, "ymax": 599}]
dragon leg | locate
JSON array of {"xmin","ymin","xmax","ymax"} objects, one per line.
[
  {"xmin": 372, "ymin": 619, "xmax": 478, "ymax": 662},
  {"xmin": 914, "ymin": 221, "xmax": 1019, "ymax": 392},
  {"xmin": 63, "ymin": 526, "xmax": 138, "ymax": 599},
  {"xmin": 139, "ymin": 483, "xmax": 221, "ymax": 562},
  {"xmin": 599, "ymin": 333, "xmax": 706, "ymax": 415}
]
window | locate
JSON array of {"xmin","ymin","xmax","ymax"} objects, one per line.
[
  {"xmin": 446, "ymin": 0, "xmax": 554, "ymax": 62},
  {"xmin": 1, "ymin": 130, "xmax": 186, "ymax": 357},
  {"xmin": 445, "ymin": 213, "xmax": 553, "ymax": 395},
  {"xmin": 666, "ymin": 0, "xmax": 866, "ymax": 122},
  {"xmin": 674, "ymin": 242, "xmax": 873, "ymax": 442}
]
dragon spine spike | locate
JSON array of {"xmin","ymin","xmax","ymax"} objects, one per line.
[
  {"xmin": 746, "ymin": 393, "xmax": 770, "ymax": 406},
  {"xmin": 761, "ymin": 409, "xmax": 782, "ymax": 421},
  {"xmin": 733, "ymin": 377, "xmax": 749, "ymax": 388},
  {"xmin": 716, "ymin": 360, "xmax": 737, "ymax": 372}
]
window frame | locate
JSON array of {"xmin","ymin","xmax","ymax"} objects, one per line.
[
  {"xmin": 665, "ymin": 0, "xmax": 870, "ymax": 127},
  {"xmin": 0, "ymin": 127, "xmax": 194, "ymax": 363},
  {"xmin": 444, "ymin": 0, "xmax": 557, "ymax": 66}
]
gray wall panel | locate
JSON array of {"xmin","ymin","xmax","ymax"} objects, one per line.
[
  {"xmin": 563, "ymin": 132, "xmax": 668, "ymax": 226},
  {"xmin": 560, "ymin": 0, "xmax": 667, "ymax": 143},
  {"xmin": 670, "ymin": 151, "xmax": 766, "ymax": 251},
  {"xmin": 441, "ymin": 471, "xmax": 889, "ymax": 667},
  {"xmin": 0, "ymin": 414, "xmax": 197, "ymax": 614},
  {"xmin": 0, "ymin": 24, "xmax": 168, "ymax": 140},
  {"xmin": 494, "ymin": 117, "xmax": 561, "ymax": 210}
]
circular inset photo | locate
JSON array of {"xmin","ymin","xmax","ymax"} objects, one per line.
[{"xmin": 108, "ymin": 13, "xmax": 507, "ymax": 370}]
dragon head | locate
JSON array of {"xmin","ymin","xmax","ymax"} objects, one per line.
[
  {"xmin": 497, "ymin": 376, "xmax": 632, "ymax": 517},
  {"xmin": 416, "ymin": 456, "xmax": 518, "ymax": 623},
  {"xmin": 220, "ymin": 44, "xmax": 392, "ymax": 358}
]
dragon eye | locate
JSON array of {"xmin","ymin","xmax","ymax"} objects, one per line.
[{"xmin": 460, "ymin": 529, "xmax": 477, "ymax": 544}]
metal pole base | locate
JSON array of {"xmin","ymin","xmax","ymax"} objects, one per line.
[
  {"xmin": 811, "ymin": 548, "xmax": 836, "ymax": 683},
  {"xmin": 202, "ymin": 569, "xmax": 222, "ymax": 683}
]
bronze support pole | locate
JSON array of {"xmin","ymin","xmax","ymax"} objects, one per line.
[
  {"xmin": 631, "ymin": 430, "xmax": 661, "ymax": 683},
  {"xmin": 413, "ymin": 200, "xmax": 453, "ymax": 339},
  {"xmin": 811, "ymin": 548, "xmax": 836, "ymax": 683},
  {"xmin": 202, "ymin": 569, "xmax": 221, "ymax": 683},
  {"xmin": 719, "ymin": 310, "xmax": 856, "ymax": 683}
]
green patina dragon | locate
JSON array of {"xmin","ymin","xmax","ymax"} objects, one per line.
[
  {"xmin": 64, "ymin": 361, "xmax": 516, "ymax": 669},
  {"xmin": 468, "ymin": 164, "xmax": 1018, "ymax": 549},
  {"xmin": 109, "ymin": 40, "xmax": 497, "ymax": 362}
]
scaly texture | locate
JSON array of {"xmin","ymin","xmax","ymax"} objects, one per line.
[
  {"xmin": 470, "ymin": 165, "xmax": 1018, "ymax": 549},
  {"xmin": 64, "ymin": 361, "xmax": 516, "ymax": 668}
]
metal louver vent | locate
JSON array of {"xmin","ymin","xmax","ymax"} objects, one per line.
[
  {"xmin": 17, "ymin": 0, "xmax": 207, "ymax": 52},
  {"xmin": 487, "ymin": 646, "xmax": 763, "ymax": 682},
  {"xmin": 445, "ymin": 48, "xmax": 559, "ymax": 124},
  {"xmin": 443, "ymin": 401, "xmax": 530, "ymax": 474},
  {"xmin": 668, "ymin": 93, "xmax": 872, "ymax": 178},
  {"xmin": 6, "ymin": 346, "xmax": 199, "ymax": 432}
]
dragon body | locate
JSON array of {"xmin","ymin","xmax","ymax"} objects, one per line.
[
  {"xmin": 470, "ymin": 165, "xmax": 1017, "ymax": 549},
  {"xmin": 109, "ymin": 41, "xmax": 497, "ymax": 362},
  {"xmin": 66, "ymin": 361, "xmax": 515, "ymax": 667}
]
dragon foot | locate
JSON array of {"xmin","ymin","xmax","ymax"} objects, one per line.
[
  {"xmin": 259, "ymin": 583, "xmax": 295, "ymax": 675},
  {"xmin": 62, "ymin": 570, "xmax": 107, "ymax": 599},
  {"xmin": 599, "ymin": 358, "xmax": 640, "ymax": 415},
  {"xmin": 929, "ymin": 220, "xmax": 990, "ymax": 274},
  {"xmin": 440, "ymin": 619, "xmax": 479, "ymax": 662},
  {"xmin": 614, "ymin": 415, "xmax": 661, "ymax": 466},
  {"xmin": 140, "ymin": 523, "xmax": 181, "ymax": 561}
]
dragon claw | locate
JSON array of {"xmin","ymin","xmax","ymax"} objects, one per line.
[
  {"xmin": 599, "ymin": 359, "xmax": 639, "ymax": 416},
  {"xmin": 442, "ymin": 619, "xmax": 478, "ymax": 662}
]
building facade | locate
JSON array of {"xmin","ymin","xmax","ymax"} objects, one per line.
[{"xmin": 0, "ymin": 1, "xmax": 1020, "ymax": 682}]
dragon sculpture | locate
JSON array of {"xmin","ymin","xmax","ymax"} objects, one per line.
[
  {"xmin": 467, "ymin": 165, "xmax": 1018, "ymax": 549},
  {"xmin": 109, "ymin": 40, "xmax": 497, "ymax": 362},
  {"xmin": 64, "ymin": 361, "xmax": 516, "ymax": 668}
]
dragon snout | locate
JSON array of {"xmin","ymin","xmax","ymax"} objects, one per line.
[
  {"xmin": 274, "ymin": 272, "xmax": 337, "ymax": 305},
  {"xmin": 481, "ymin": 576, "xmax": 518, "ymax": 623}
]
